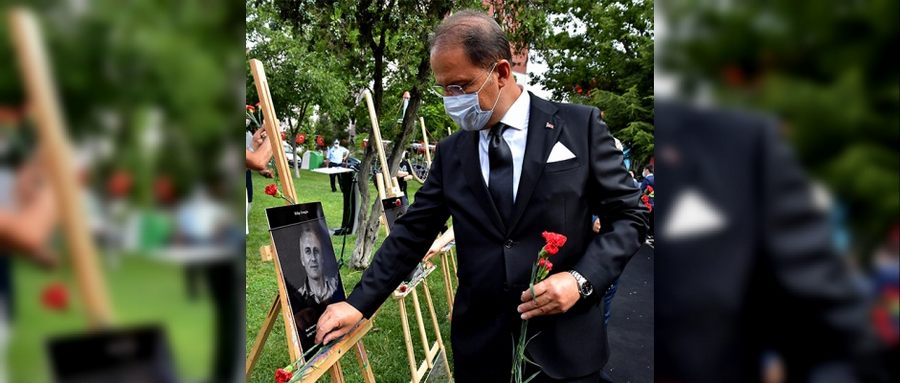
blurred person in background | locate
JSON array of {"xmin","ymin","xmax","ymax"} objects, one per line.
[
  {"xmin": 640, "ymin": 165, "xmax": 654, "ymax": 192},
  {"xmin": 245, "ymin": 126, "xmax": 272, "ymax": 172},
  {"xmin": 325, "ymin": 138, "xmax": 349, "ymax": 192},
  {"xmin": 628, "ymin": 170, "xmax": 640, "ymax": 189},
  {"xmin": 246, "ymin": 125, "xmax": 272, "ymax": 235},
  {"xmin": 641, "ymin": 166, "xmax": 655, "ymax": 241},
  {"xmin": 0, "ymin": 107, "xmax": 58, "ymax": 383},
  {"xmin": 396, "ymin": 150, "xmax": 413, "ymax": 204}
]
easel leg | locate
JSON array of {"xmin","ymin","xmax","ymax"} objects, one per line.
[
  {"xmin": 411, "ymin": 289, "xmax": 433, "ymax": 368},
  {"xmin": 354, "ymin": 340, "xmax": 377, "ymax": 383},
  {"xmin": 449, "ymin": 247, "xmax": 458, "ymax": 278},
  {"xmin": 245, "ymin": 297, "xmax": 281, "ymax": 381},
  {"xmin": 328, "ymin": 361, "xmax": 345, "ymax": 383},
  {"xmin": 398, "ymin": 298, "xmax": 419, "ymax": 383},
  {"xmin": 440, "ymin": 252, "xmax": 454, "ymax": 319},
  {"xmin": 423, "ymin": 279, "xmax": 452, "ymax": 379}
]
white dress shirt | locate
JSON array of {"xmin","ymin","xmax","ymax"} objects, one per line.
[
  {"xmin": 479, "ymin": 87, "xmax": 530, "ymax": 201},
  {"xmin": 327, "ymin": 145, "xmax": 348, "ymax": 163}
]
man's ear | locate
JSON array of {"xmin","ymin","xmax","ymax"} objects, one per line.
[{"xmin": 496, "ymin": 59, "xmax": 514, "ymax": 87}]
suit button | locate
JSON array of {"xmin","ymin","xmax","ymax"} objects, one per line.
[{"xmin": 504, "ymin": 240, "xmax": 514, "ymax": 249}]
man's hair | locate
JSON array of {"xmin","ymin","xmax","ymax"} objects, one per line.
[{"xmin": 429, "ymin": 10, "xmax": 512, "ymax": 68}]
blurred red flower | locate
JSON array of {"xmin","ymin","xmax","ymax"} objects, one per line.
[
  {"xmin": 41, "ymin": 282, "xmax": 68, "ymax": 311},
  {"xmin": 107, "ymin": 170, "xmax": 133, "ymax": 198},
  {"xmin": 265, "ymin": 184, "xmax": 278, "ymax": 197}
]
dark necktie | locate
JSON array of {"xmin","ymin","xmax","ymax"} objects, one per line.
[{"xmin": 488, "ymin": 123, "xmax": 513, "ymax": 224}]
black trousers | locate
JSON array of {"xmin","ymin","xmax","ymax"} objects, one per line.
[{"xmin": 328, "ymin": 162, "xmax": 343, "ymax": 191}]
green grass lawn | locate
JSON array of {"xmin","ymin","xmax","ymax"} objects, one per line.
[
  {"xmin": 9, "ymin": 254, "xmax": 214, "ymax": 383},
  {"xmin": 246, "ymin": 170, "xmax": 455, "ymax": 383}
]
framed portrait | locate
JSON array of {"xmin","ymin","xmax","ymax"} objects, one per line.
[
  {"xmin": 46, "ymin": 325, "xmax": 177, "ymax": 383},
  {"xmin": 268, "ymin": 210, "xmax": 346, "ymax": 352}
]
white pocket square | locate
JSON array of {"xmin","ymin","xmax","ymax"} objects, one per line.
[
  {"xmin": 663, "ymin": 188, "xmax": 727, "ymax": 239},
  {"xmin": 547, "ymin": 142, "xmax": 576, "ymax": 163}
]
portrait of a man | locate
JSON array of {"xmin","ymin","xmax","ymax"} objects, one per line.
[
  {"xmin": 268, "ymin": 214, "xmax": 345, "ymax": 351},
  {"xmin": 296, "ymin": 224, "xmax": 339, "ymax": 305}
]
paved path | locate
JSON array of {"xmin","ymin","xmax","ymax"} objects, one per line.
[{"xmin": 604, "ymin": 243, "xmax": 654, "ymax": 382}]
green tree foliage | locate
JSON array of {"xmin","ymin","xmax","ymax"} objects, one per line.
[
  {"xmin": 493, "ymin": 0, "xmax": 654, "ymax": 170},
  {"xmin": 1, "ymin": 0, "xmax": 243, "ymax": 199},
  {"xmin": 661, "ymin": 0, "xmax": 899, "ymax": 256},
  {"xmin": 247, "ymin": 1, "xmax": 349, "ymax": 153}
]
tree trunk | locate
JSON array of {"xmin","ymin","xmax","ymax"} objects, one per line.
[{"xmin": 347, "ymin": 0, "xmax": 454, "ymax": 270}]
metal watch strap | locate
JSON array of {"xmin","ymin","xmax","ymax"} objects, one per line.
[{"xmin": 568, "ymin": 270, "xmax": 592, "ymax": 298}]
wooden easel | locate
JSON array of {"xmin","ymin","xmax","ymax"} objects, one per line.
[
  {"xmin": 420, "ymin": 117, "xmax": 432, "ymax": 170},
  {"xmin": 245, "ymin": 59, "xmax": 375, "ymax": 383},
  {"xmin": 408, "ymin": 116, "xmax": 430, "ymax": 184},
  {"xmin": 9, "ymin": 8, "xmax": 114, "ymax": 327},
  {"xmin": 364, "ymin": 90, "xmax": 452, "ymax": 383}
]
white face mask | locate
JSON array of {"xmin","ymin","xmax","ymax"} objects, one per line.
[{"xmin": 442, "ymin": 63, "xmax": 502, "ymax": 132}]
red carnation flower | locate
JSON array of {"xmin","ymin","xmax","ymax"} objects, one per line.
[
  {"xmin": 541, "ymin": 231, "xmax": 567, "ymax": 248},
  {"xmin": 575, "ymin": 85, "xmax": 583, "ymax": 94},
  {"xmin": 544, "ymin": 244, "xmax": 559, "ymax": 255},
  {"xmin": 398, "ymin": 284, "xmax": 408, "ymax": 293},
  {"xmin": 275, "ymin": 368, "xmax": 292, "ymax": 383},
  {"xmin": 41, "ymin": 282, "xmax": 69, "ymax": 311},
  {"xmin": 646, "ymin": 185, "xmax": 654, "ymax": 194},
  {"xmin": 246, "ymin": 105, "xmax": 255, "ymax": 113},
  {"xmin": 393, "ymin": 199, "xmax": 402, "ymax": 208},
  {"xmin": 265, "ymin": 184, "xmax": 279, "ymax": 197},
  {"xmin": 538, "ymin": 258, "xmax": 553, "ymax": 272}
]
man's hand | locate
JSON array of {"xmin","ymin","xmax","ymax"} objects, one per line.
[
  {"xmin": 251, "ymin": 128, "xmax": 267, "ymax": 151},
  {"xmin": 258, "ymin": 169, "xmax": 273, "ymax": 178},
  {"xmin": 592, "ymin": 218, "xmax": 601, "ymax": 233},
  {"xmin": 423, "ymin": 241, "xmax": 444, "ymax": 263},
  {"xmin": 315, "ymin": 301, "xmax": 363, "ymax": 344},
  {"xmin": 0, "ymin": 163, "xmax": 59, "ymax": 269},
  {"xmin": 517, "ymin": 272, "xmax": 580, "ymax": 320}
]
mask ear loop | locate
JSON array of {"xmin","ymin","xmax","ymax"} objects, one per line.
[{"xmin": 483, "ymin": 62, "xmax": 504, "ymax": 113}]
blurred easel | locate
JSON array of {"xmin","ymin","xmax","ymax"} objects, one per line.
[
  {"xmin": 8, "ymin": 8, "xmax": 114, "ymax": 327},
  {"xmin": 245, "ymin": 59, "xmax": 375, "ymax": 383}
]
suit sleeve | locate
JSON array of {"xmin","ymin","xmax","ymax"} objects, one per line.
[
  {"xmin": 574, "ymin": 107, "xmax": 649, "ymax": 295},
  {"xmin": 346, "ymin": 144, "xmax": 451, "ymax": 318},
  {"xmin": 757, "ymin": 120, "xmax": 872, "ymax": 371}
]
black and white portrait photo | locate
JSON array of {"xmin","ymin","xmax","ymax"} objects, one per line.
[{"xmin": 268, "ymin": 212, "xmax": 345, "ymax": 351}]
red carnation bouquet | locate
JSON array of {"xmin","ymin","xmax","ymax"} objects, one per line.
[
  {"xmin": 511, "ymin": 231, "xmax": 567, "ymax": 382},
  {"xmin": 246, "ymin": 102, "xmax": 262, "ymax": 132}
]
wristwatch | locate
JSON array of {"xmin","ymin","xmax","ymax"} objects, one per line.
[{"xmin": 567, "ymin": 270, "xmax": 594, "ymax": 299}]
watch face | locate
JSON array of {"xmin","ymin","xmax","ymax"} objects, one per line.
[{"xmin": 581, "ymin": 283, "xmax": 593, "ymax": 296}]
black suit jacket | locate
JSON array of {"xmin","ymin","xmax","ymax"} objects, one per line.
[
  {"xmin": 654, "ymin": 101, "xmax": 874, "ymax": 382},
  {"xmin": 347, "ymin": 92, "xmax": 648, "ymax": 380}
]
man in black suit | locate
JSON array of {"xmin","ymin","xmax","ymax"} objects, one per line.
[{"xmin": 316, "ymin": 11, "xmax": 648, "ymax": 382}]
